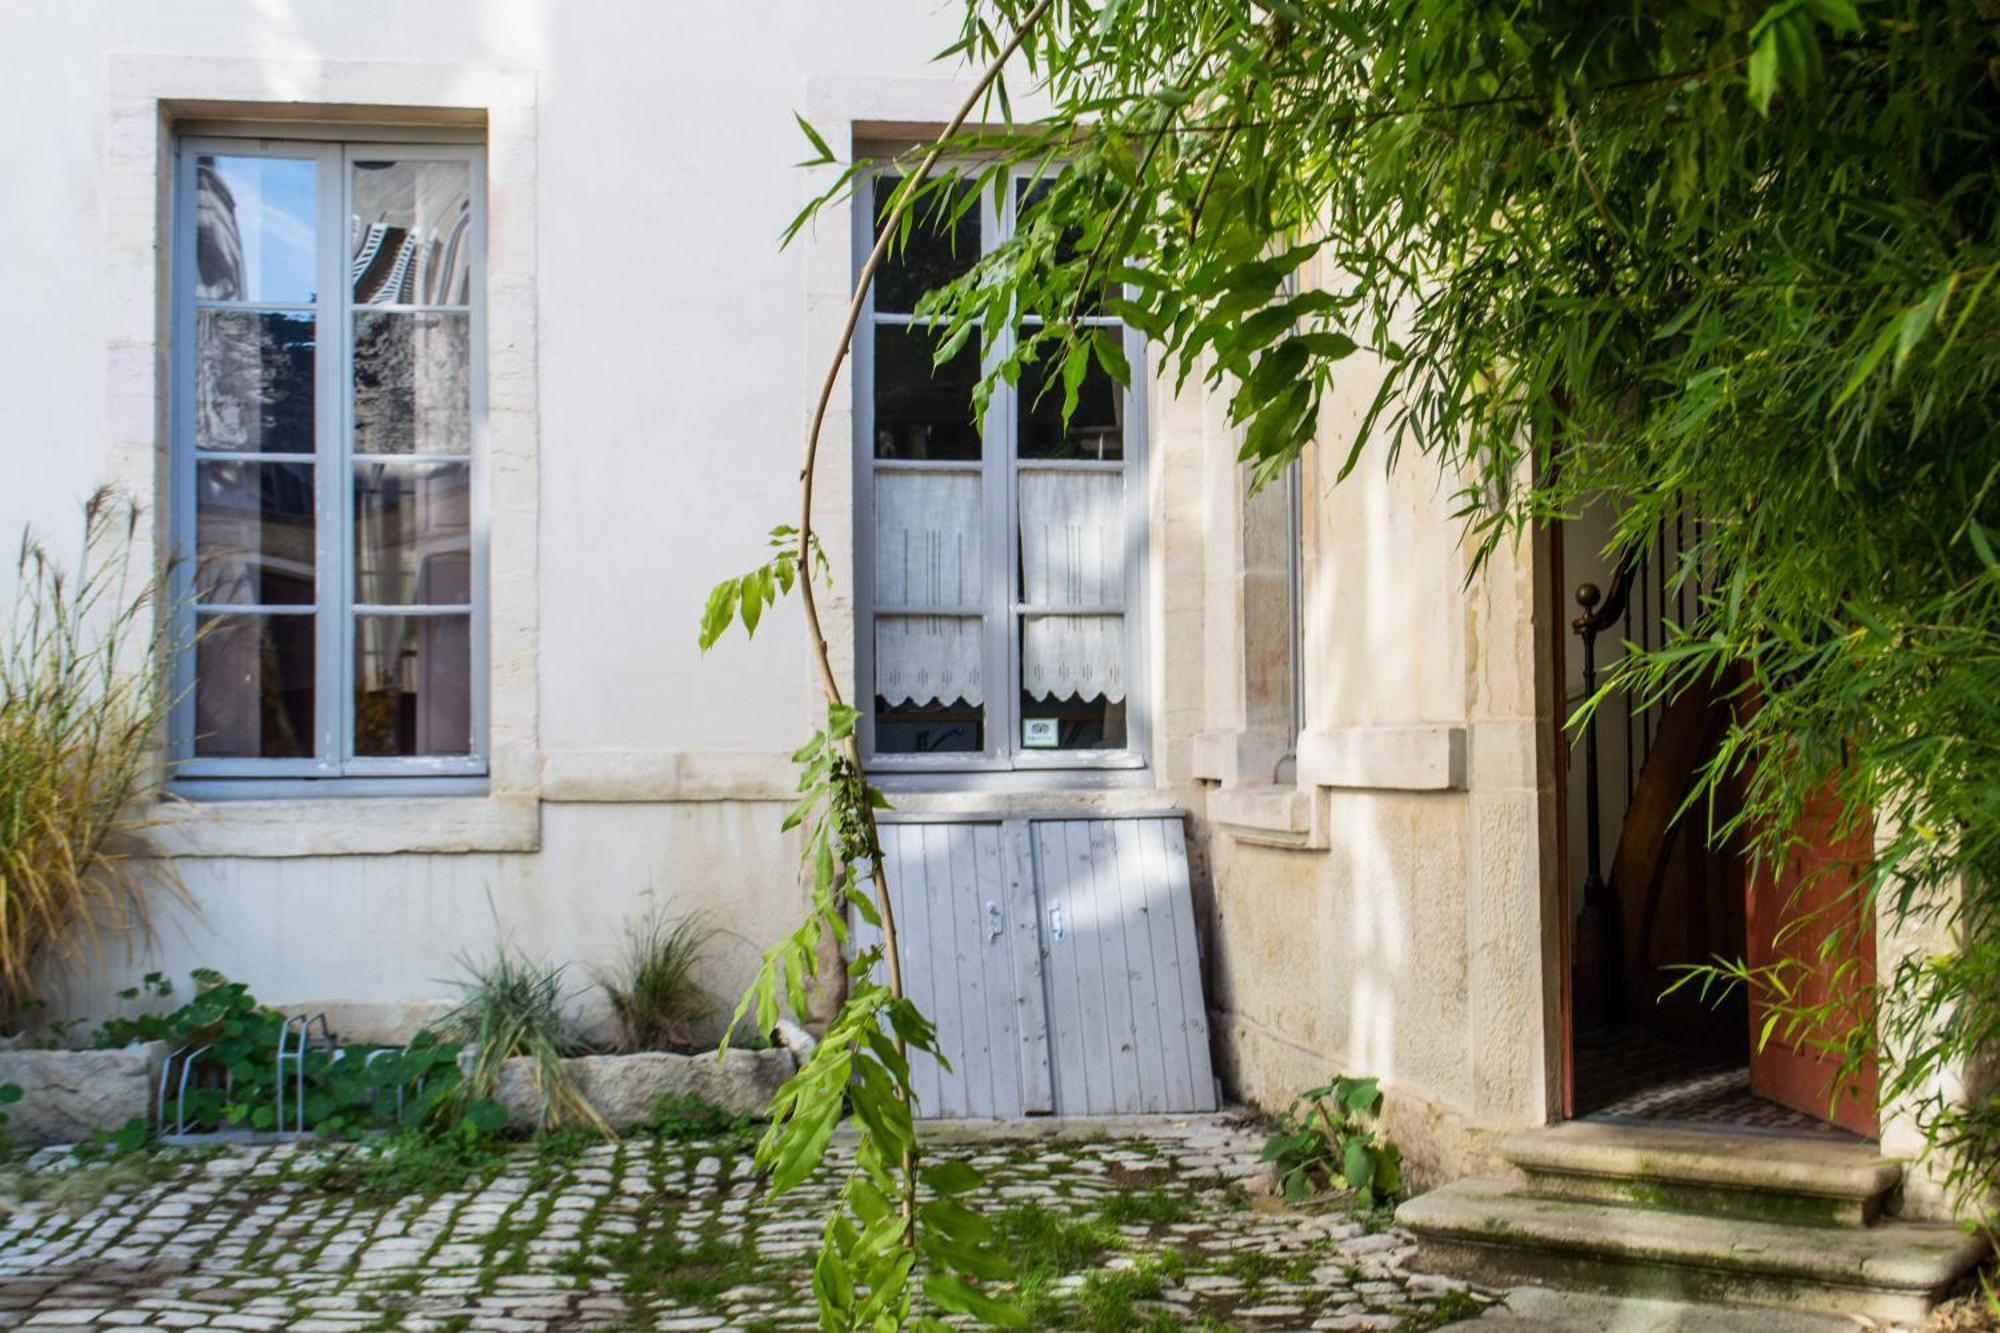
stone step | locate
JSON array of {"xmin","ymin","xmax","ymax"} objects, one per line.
[
  {"xmin": 1396, "ymin": 1178, "xmax": 1988, "ymax": 1324},
  {"xmin": 1502, "ymin": 1122, "xmax": 1904, "ymax": 1226},
  {"xmin": 1435, "ymin": 1284, "xmax": 1866, "ymax": 1332}
]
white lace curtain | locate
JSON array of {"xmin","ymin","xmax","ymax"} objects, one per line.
[
  {"xmin": 1019, "ymin": 470, "xmax": 1126, "ymax": 703},
  {"xmin": 870, "ymin": 469, "xmax": 1128, "ymax": 708},
  {"xmin": 874, "ymin": 472, "xmax": 984, "ymax": 707}
]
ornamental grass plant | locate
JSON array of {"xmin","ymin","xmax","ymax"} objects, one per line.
[
  {"xmin": 441, "ymin": 941, "xmax": 609, "ymax": 1136},
  {"xmin": 601, "ymin": 908, "xmax": 716, "ymax": 1054},
  {"xmin": 0, "ymin": 490, "xmax": 180, "ymax": 1031}
]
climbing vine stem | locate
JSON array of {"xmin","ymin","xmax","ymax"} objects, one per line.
[{"xmin": 699, "ymin": 5, "xmax": 1050, "ymax": 1329}]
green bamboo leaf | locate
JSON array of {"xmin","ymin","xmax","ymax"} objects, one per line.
[{"xmin": 793, "ymin": 111, "xmax": 836, "ymax": 166}]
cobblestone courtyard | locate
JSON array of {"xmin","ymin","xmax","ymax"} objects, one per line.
[{"xmin": 0, "ymin": 1117, "xmax": 1483, "ymax": 1331}]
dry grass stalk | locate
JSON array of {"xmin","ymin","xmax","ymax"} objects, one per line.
[{"xmin": 0, "ymin": 489, "xmax": 183, "ymax": 1029}]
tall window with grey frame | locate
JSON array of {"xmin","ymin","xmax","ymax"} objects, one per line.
[
  {"xmin": 170, "ymin": 140, "xmax": 486, "ymax": 787},
  {"xmin": 855, "ymin": 173, "xmax": 1148, "ymax": 773}
]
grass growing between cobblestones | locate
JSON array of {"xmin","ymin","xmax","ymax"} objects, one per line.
[{"xmin": 0, "ymin": 1118, "xmax": 1479, "ymax": 1330}]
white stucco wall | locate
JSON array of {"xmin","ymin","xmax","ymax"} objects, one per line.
[{"xmin": 0, "ymin": 0, "xmax": 1007, "ymax": 1035}]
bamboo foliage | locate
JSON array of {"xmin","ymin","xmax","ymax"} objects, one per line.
[{"xmin": 0, "ymin": 488, "xmax": 182, "ymax": 1027}]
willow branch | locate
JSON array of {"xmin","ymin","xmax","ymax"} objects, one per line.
[{"xmin": 792, "ymin": 0, "xmax": 1053, "ymax": 1242}]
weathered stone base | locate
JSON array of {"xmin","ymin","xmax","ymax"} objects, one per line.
[
  {"xmin": 0, "ymin": 1043, "xmax": 168, "ymax": 1147},
  {"xmin": 490, "ymin": 1048, "xmax": 796, "ymax": 1131}
]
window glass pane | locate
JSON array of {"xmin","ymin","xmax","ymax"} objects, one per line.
[
  {"xmin": 195, "ymin": 461, "xmax": 315, "ymax": 606},
  {"xmin": 875, "ymin": 613, "xmax": 984, "ymax": 754},
  {"xmin": 195, "ymin": 310, "xmax": 315, "ymax": 453},
  {"xmin": 874, "ymin": 472, "xmax": 980, "ymax": 610},
  {"xmin": 874, "ymin": 325, "xmax": 980, "ymax": 461},
  {"xmin": 353, "ymin": 311, "xmax": 471, "ymax": 454},
  {"xmin": 1018, "ymin": 355, "xmax": 1124, "ymax": 460},
  {"xmin": 874, "ymin": 176, "xmax": 978, "ymax": 314},
  {"xmin": 194, "ymin": 155, "xmax": 318, "ymax": 303},
  {"xmin": 1019, "ymin": 614, "xmax": 1127, "ymax": 751},
  {"xmin": 354, "ymin": 613, "xmax": 473, "ymax": 756},
  {"xmin": 354, "ymin": 462, "xmax": 472, "ymax": 606},
  {"xmin": 352, "ymin": 160, "xmax": 474, "ymax": 305},
  {"xmin": 193, "ymin": 612, "xmax": 316, "ymax": 758}
]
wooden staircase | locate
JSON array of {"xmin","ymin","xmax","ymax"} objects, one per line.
[{"xmin": 1397, "ymin": 1122, "xmax": 1989, "ymax": 1323}]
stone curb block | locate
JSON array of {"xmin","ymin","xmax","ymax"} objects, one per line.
[
  {"xmin": 488, "ymin": 1048, "xmax": 797, "ymax": 1132},
  {"xmin": 0, "ymin": 1043, "xmax": 169, "ymax": 1148}
]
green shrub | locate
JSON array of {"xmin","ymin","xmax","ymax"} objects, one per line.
[
  {"xmin": 0, "ymin": 491, "xmax": 184, "ymax": 1028},
  {"xmin": 1261, "ymin": 1075, "xmax": 1404, "ymax": 1207},
  {"xmin": 600, "ymin": 910, "xmax": 715, "ymax": 1053},
  {"xmin": 440, "ymin": 942, "xmax": 608, "ymax": 1136},
  {"xmin": 96, "ymin": 968, "xmax": 467, "ymax": 1136}
]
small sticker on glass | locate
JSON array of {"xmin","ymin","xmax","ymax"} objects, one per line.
[{"xmin": 1022, "ymin": 717, "xmax": 1059, "ymax": 748}]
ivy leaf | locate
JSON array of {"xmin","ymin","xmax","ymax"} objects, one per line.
[{"xmin": 465, "ymin": 1097, "xmax": 509, "ymax": 1133}]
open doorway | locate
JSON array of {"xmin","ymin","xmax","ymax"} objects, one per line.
[{"xmin": 1552, "ymin": 505, "xmax": 1876, "ymax": 1139}]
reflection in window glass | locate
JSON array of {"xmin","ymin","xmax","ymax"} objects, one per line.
[
  {"xmin": 875, "ymin": 699, "xmax": 984, "ymax": 754},
  {"xmin": 194, "ymin": 155, "xmax": 318, "ymax": 303},
  {"xmin": 353, "ymin": 311, "xmax": 471, "ymax": 455},
  {"xmin": 351, "ymin": 160, "xmax": 474, "ymax": 305},
  {"xmin": 353, "ymin": 462, "xmax": 472, "ymax": 606},
  {"xmin": 354, "ymin": 613, "xmax": 473, "ymax": 756},
  {"xmin": 195, "ymin": 461, "xmax": 315, "ymax": 606},
  {"xmin": 193, "ymin": 612, "xmax": 316, "ymax": 758},
  {"xmin": 874, "ymin": 325, "xmax": 981, "ymax": 460},
  {"xmin": 195, "ymin": 311, "xmax": 316, "ymax": 453},
  {"xmin": 874, "ymin": 176, "xmax": 979, "ymax": 314}
]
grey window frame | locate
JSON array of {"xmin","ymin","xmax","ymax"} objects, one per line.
[
  {"xmin": 852, "ymin": 169, "xmax": 1151, "ymax": 776},
  {"xmin": 167, "ymin": 135, "xmax": 490, "ymax": 788}
]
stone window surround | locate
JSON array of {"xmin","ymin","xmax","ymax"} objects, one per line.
[
  {"xmin": 105, "ymin": 55, "xmax": 540, "ymax": 856},
  {"xmin": 1191, "ymin": 431, "xmax": 1471, "ymax": 849}
]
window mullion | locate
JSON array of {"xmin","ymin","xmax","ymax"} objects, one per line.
[
  {"xmin": 984, "ymin": 181, "xmax": 1015, "ymax": 767},
  {"xmin": 168, "ymin": 143, "xmax": 199, "ymax": 764},
  {"xmin": 318, "ymin": 143, "xmax": 346, "ymax": 774}
]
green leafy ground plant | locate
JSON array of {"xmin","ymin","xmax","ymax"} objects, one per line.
[
  {"xmin": 1260, "ymin": 1076, "xmax": 1404, "ymax": 1208},
  {"xmin": 98, "ymin": 969, "xmax": 467, "ymax": 1136}
]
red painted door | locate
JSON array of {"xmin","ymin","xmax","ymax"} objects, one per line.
[{"xmin": 1744, "ymin": 790, "xmax": 1880, "ymax": 1137}]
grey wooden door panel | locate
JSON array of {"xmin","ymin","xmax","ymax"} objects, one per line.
[
  {"xmin": 1033, "ymin": 817, "xmax": 1217, "ymax": 1116},
  {"xmin": 1002, "ymin": 819, "xmax": 1055, "ymax": 1115},
  {"xmin": 1110, "ymin": 817, "xmax": 1168, "ymax": 1112},
  {"xmin": 860, "ymin": 814, "xmax": 1214, "ymax": 1119}
]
